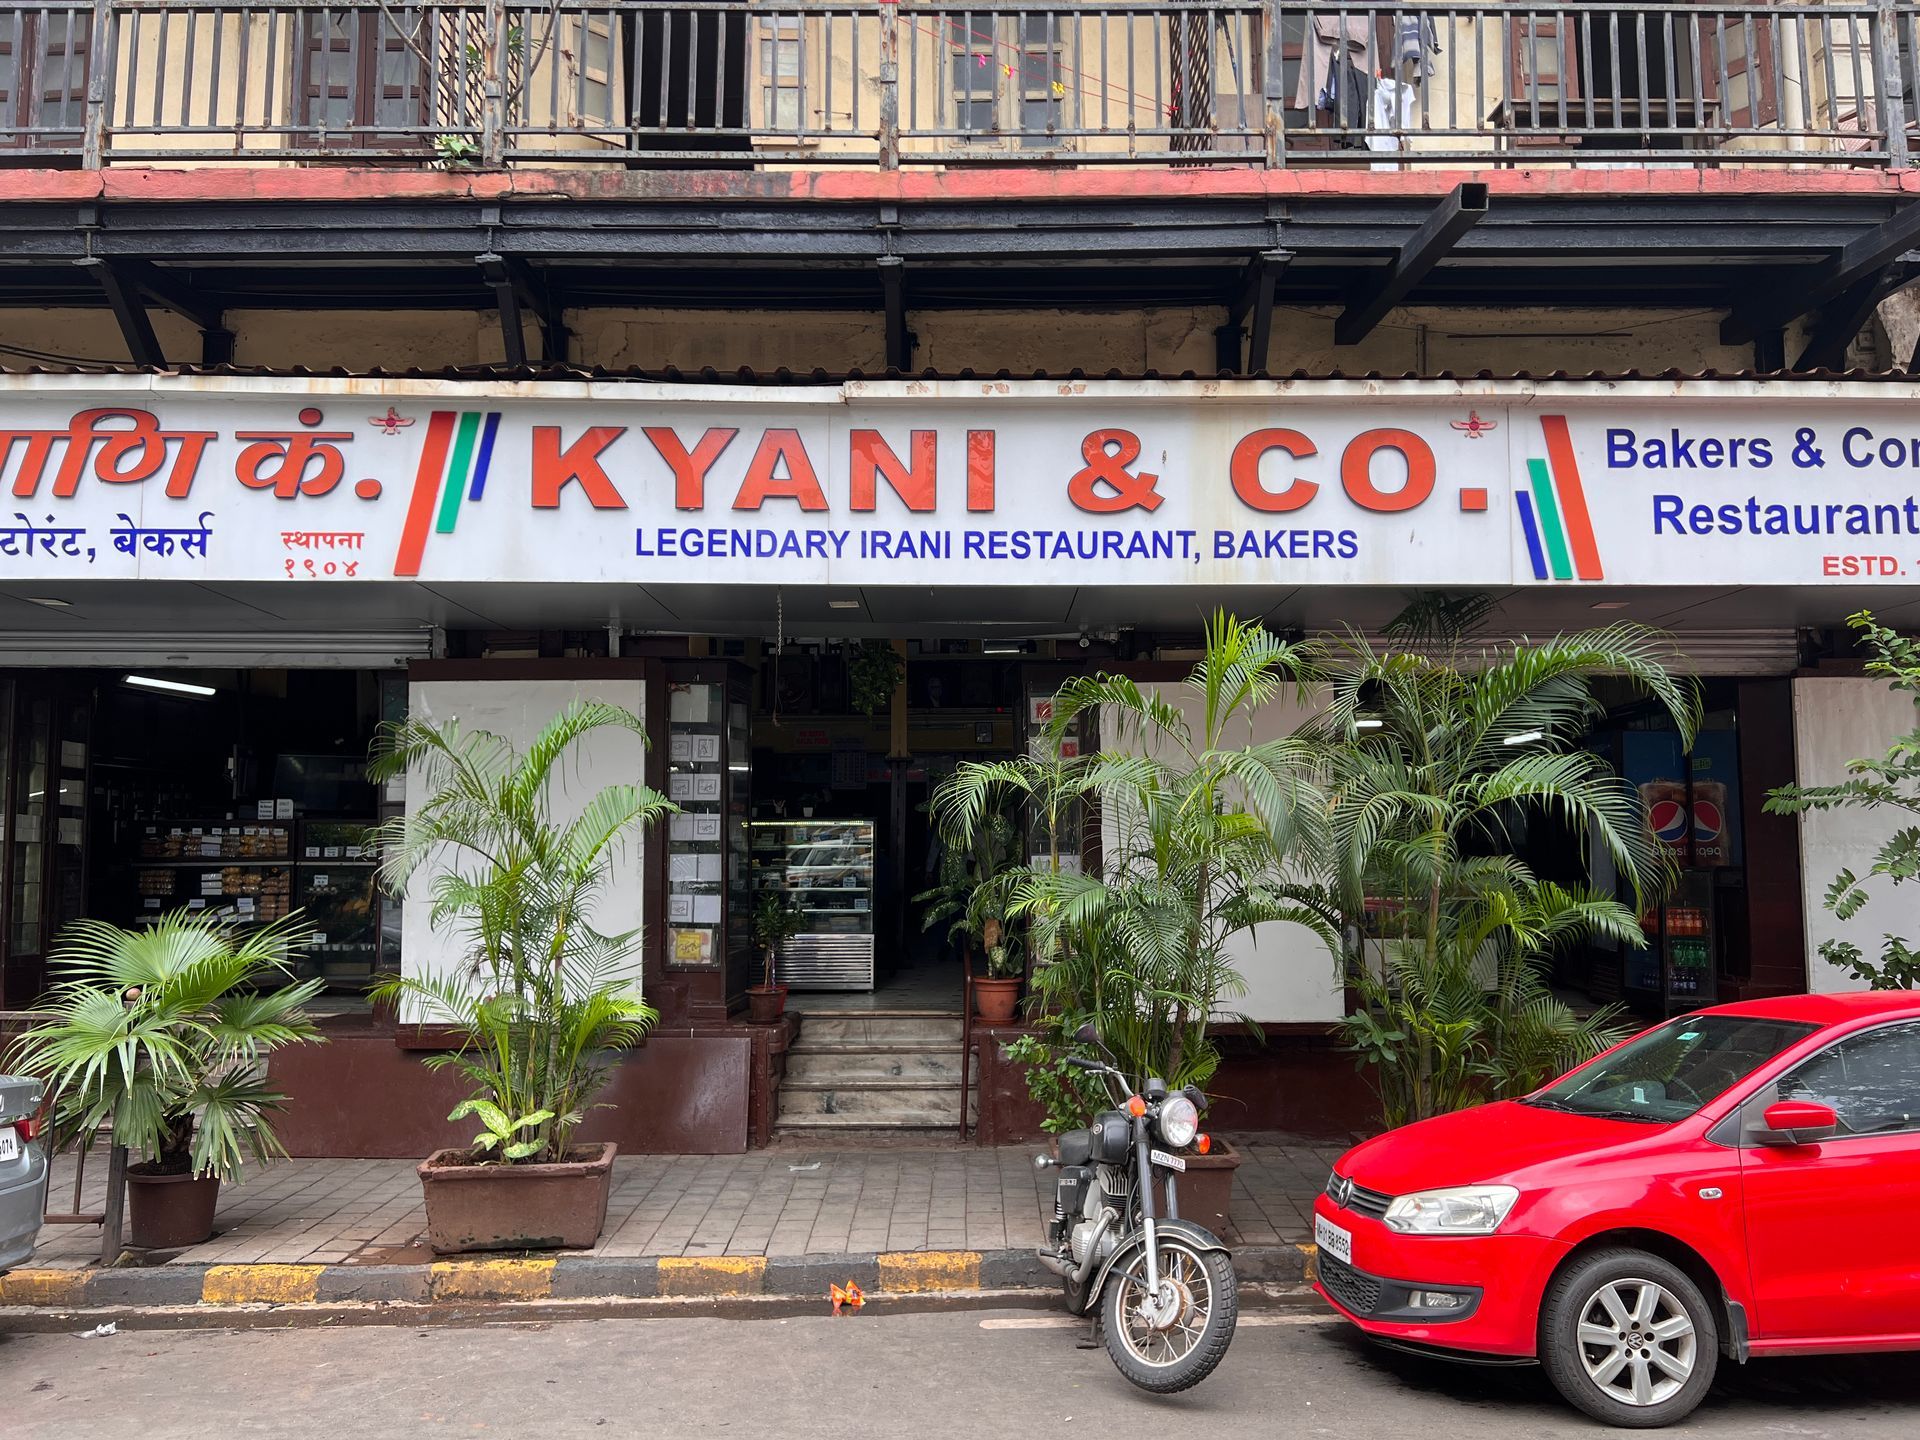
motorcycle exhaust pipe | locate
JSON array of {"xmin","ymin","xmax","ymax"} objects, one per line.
[{"xmin": 1033, "ymin": 1212, "xmax": 1113, "ymax": 1285}]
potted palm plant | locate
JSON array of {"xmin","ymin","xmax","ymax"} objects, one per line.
[
  {"xmin": 747, "ymin": 888, "xmax": 803, "ymax": 1023},
  {"xmin": 14, "ymin": 909, "xmax": 324, "ymax": 1251},
  {"xmin": 370, "ymin": 700, "xmax": 673, "ymax": 1254}
]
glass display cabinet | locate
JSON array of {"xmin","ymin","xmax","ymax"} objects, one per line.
[{"xmin": 750, "ymin": 819, "xmax": 876, "ymax": 990}]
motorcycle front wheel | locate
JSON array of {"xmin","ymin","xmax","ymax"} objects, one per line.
[{"xmin": 1099, "ymin": 1237, "xmax": 1238, "ymax": 1393}]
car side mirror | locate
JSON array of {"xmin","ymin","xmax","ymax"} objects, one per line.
[{"xmin": 1761, "ymin": 1099, "xmax": 1839, "ymax": 1146}]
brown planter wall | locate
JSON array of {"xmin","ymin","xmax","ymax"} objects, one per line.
[
  {"xmin": 267, "ymin": 1020, "xmax": 760, "ymax": 1157},
  {"xmin": 970, "ymin": 1025, "xmax": 1375, "ymax": 1147}
]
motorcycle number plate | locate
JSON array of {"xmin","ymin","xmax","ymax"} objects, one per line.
[{"xmin": 1149, "ymin": 1149, "xmax": 1186, "ymax": 1172}]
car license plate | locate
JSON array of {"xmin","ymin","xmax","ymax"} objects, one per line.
[
  {"xmin": 1149, "ymin": 1149, "xmax": 1186, "ymax": 1172},
  {"xmin": 0, "ymin": 1129, "xmax": 17, "ymax": 1163},
  {"xmin": 1314, "ymin": 1213, "xmax": 1352, "ymax": 1265}
]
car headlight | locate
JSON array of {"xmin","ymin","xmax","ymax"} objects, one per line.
[
  {"xmin": 1157, "ymin": 1095, "xmax": 1199, "ymax": 1149},
  {"xmin": 1382, "ymin": 1185, "xmax": 1520, "ymax": 1236}
]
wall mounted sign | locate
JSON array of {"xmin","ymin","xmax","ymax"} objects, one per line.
[{"xmin": 1, "ymin": 375, "xmax": 1915, "ymax": 588}]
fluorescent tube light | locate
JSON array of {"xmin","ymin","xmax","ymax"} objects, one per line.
[
  {"xmin": 1503, "ymin": 730, "xmax": 1544, "ymax": 746},
  {"xmin": 124, "ymin": 674, "xmax": 216, "ymax": 697}
]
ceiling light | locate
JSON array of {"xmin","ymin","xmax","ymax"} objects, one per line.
[
  {"xmin": 1589, "ymin": 601, "xmax": 1631, "ymax": 611},
  {"xmin": 1503, "ymin": 730, "xmax": 1544, "ymax": 746},
  {"xmin": 827, "ymin": 599, "xmax": 861, "ymax": 610},
  {"xmin": 981, "ymin": 641, "xmax": 1028, "ymax": 655},
  {"xmin": 124, "ymin": 674, "xmax": 216, "ymax": 698},
  {"xmin": 24, "ymin": 596, "xmax": 70, "ymax": 608},
  {"xmin": 1354, "ymin": 718, "xmax": 1384, "ymax": 730}
]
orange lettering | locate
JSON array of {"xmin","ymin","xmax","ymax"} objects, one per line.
[
  {"xmin": 1341, "ymin": 428, "xmax": 1435, "ymax": 513},
  {"xmin": 967, "ymin": 430, "xmax": 996, "ymax": 511},
  {"xmin": 531, "ymin": 425, "xmax": 627, "ymax": 509},
  {"xmin": 733, "ymin": 429, "xmax": 828, "ymax": 511},
  {"xmin": 850, "ymin": 429, "xmax": 937, "ymax": 512},
  {"xmin": 1229, "ymin": 429, "xmax": 1318, "ymax": 513},
  {"xmin": 643, "ymin": 426, "xmax": 737, "ymax": 510}
]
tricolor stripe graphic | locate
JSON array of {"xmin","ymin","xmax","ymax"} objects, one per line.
[
  {"xmin": 1518, "ymin": 415, "xmax": 1605, "ymax": 582},
  {"xmin": 394, "ymin": 411, "xmax": 501, "ymax": 577}
]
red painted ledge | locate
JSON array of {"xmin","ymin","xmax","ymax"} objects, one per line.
[{"xmin": 2, "ymin": 163, "xmax": 1915, "ymax": 207}]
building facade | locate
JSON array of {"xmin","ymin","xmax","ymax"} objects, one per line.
[{"xmin": 0, "ymin": 0, "xmax": 1916, "ymax": 1153}]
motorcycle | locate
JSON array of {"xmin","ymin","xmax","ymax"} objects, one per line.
[{"xmin": 1034, "ymin": 1030, "xmax": 1238, "ymax": 1393}]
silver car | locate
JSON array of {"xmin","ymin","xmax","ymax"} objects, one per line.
[{"xmin": 0, "ymin": 1075, "xmax": 47, "ymax": 1272}]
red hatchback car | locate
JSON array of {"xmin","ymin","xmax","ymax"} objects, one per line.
[{"xmin": 1313, "ymin": 992, "xmax": 1920, "ymax": 1427}]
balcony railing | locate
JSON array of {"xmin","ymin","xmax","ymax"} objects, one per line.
[{"xmin": 0, "ymin": 1, "xmax": 1913, "ymax": 169}]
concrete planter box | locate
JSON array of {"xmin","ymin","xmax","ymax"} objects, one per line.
[
  {"xmin": 1172, "ymin": 1140, "xmax": 1241, "ymax": 1234},
  {"xmin": 418, "ymin": 1142, "xmax": 617, "ymax": 1254}
]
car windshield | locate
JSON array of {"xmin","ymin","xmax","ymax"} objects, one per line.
[{"xmin": 1526, "ymin": 1015, "xmax": 1819, "ymax": 1123}]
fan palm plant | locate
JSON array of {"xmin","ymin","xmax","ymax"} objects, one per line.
[
  {"xmin": 368, "ymin": 700, "xmax": 674, "ymax": 1165},
  {"xmin": 1312, "ymin": 594, "xmax": 1699, "ymax": 1124},
  {"xmin": 14, "ymin": 909, "xmax": 324, "ymax": 1181}
]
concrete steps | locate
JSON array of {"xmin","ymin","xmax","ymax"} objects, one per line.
[{"xmin": 775, "ymin": 1007, "xmax": 971, "ymax": 1135}]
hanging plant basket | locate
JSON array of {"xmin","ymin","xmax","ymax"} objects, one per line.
[{"xmin": 848, "ymin": 641, "xmax": 904, "ymax": 716}]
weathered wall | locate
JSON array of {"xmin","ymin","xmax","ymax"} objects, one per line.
[
  {"xmin": 1790, "ymin": 674, "xmax": 1917, "ymax": 993},
  {"xmin": 399, "ymin": 677, "xmax": 649, "ymax": 992},
  {"xmin": 0, "ymin": 303, "xmax": 1777, "ymax": 375}
]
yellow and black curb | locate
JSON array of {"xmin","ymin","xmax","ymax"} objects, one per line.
[{"xmin": 0, "ymin": 1244, "xmax": 1309, "ymax": 1313}]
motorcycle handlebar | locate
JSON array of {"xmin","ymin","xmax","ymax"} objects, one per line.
[{"xmin": 1065, "ymin": 1057, "xmax": 1109, "ymax": 1073}]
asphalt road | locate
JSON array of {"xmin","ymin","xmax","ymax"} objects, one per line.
[{"xmin": 6, "ymin": 1308, "xmax": 1918, "ymax": 1438}]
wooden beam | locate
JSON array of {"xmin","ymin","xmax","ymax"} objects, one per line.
[
  {"xmin": 82, "ymin": 259, "xmax": 165, "ymax": 368},
  {"xmin": 1792, "ymin": 272, "xmax": 1901, "ymax": 372},
  {"xmin": 879, "ymin": 255, "xmax": 910, "ymax": 371},
  {"xmin": 1335, "ymin": 183, "xmax": 1488, "ymax": 347},
  {"xmin": 1725, "ymin": 201, "xmax": 1920, "ymax": 345},
  {"xmin": 477, "ymin": 252, "xmax": 528, "ymax": 368}
]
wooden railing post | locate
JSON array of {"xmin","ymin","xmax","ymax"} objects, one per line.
[
  {"xmin": 80, "ymin": 0, "xmax": 116, "ymax": 168},
  {"xmin": 878, "ymin": 0, "xmax": 901, "ymax": 169},
  {"xmin": 481, "ymin": 0, "xmax": 508, "ymax": 167},
  {"xmin": 1878, "ymin": 0, "xmax": 1911, "ymax": 168}
]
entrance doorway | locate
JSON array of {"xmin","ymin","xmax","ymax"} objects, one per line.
[{"xmin": 747, "ymin": 644, "xmax": 1024, "ymax": 1011}]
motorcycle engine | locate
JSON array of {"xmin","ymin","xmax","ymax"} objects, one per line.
[{"xmin": 1069, "ymin": 1163, "xmax": 1130, "ymax": 1267}]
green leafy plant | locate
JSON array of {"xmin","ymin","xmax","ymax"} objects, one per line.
[
  {"xmin": 1766, "ymin": 610, "xmax": 1920, "ymax": 989},
  {"xmin": 1003, "ymin": 1032, "xmax": 1110, "ymax": 1133},
  {"xmin": 848, "ymin": 640, "xmax": 905, "ymax": 716},
  {"xmin": 984, "ymin": 940, "xmax": 1024, "ymax": 980},
  {"xmin": 750, "ymin": 888, "xmax": 805, "ymax": 989},
  {"xmin": 943, "ymin": 613, "xmax": 1336, "ymax": 1093},
  {"xmin": 1312, "ymin": 594, "xmax": 1698, "ymax": 1124},
  {"xmin": 369, "ymin": 701, "xmax": 673, "ymax": 1165},
  {"xmin": 451, "ymin": 1099, "xmax": 555, "ymax": 1161},
  {"xmin": 431, "ymin": 133, "xmax": 479, "ymax": 168},
  {"xmin": 13, "ymin": 910, "xmax": 325, "ymax": 1182}
]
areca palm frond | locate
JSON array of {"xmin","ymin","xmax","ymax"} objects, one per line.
[
  {"xmin": 368, "ymin": 701, "xmax": 667, "ymax": 1164},
  {"xmin": 1319, "ymin": 594, "xmax": 1695, "ymax": 1124},
  {"xmin": 13, "ymin": 909, "xmax": 324, "ymax": 1181}
]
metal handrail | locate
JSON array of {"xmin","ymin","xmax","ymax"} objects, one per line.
[{"xmin": 4, "ymin": 5, "xmax": 1912, "ymax": 173}]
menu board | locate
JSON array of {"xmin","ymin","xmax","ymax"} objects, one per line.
[{"xmin": 665, "ymin": 683, "xmax": 725, "ymax": 969}]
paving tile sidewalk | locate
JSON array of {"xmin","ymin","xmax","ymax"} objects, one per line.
[{"xmin": 29, "ymin": 1135, "xmax": 1338, "ymax": 1270}]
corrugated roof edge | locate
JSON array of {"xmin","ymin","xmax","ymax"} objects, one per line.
[{"xmin": 3, "ymin": 364, "xmax": 1920, "ymax": 384}]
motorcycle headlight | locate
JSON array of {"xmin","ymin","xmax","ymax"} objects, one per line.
[
  {"xmin": 1382, "ymin": 1185, "xmax": 1519, "ymax": 1236},
  {"xmin": 1156, "ymin": 1095, "xmax": 1199, "ymax": 1149}
]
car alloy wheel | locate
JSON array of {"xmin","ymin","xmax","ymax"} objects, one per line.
[
  {"xmin": 1540, "ymin": 1247, "xmax": 1718, "ymax": 1428},
  {"xmin": 1575, "ymin": 1277, "xmax": 1697, "ymax": 1408}
]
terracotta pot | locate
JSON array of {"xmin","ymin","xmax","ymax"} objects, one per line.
[
  {"xmin": 126, "ymin": 1169, "xmax": 220, "ymax": 1250},
  {"xmin": 1171, "ymin": 1139, "xmax": 1240, "ymax": 1234},
  {"xmin": 746, "ymin": 983, "xmax": 788, "ymax": 1024},
  {"xmin": 418, "ymin": 1141, "xmax": 616, "ymax": 1254},
  {"xmin": 973, "ymin": 976, "xmax": 1022, "ymax": 1025}
]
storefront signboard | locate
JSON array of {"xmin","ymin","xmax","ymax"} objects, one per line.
[{"xmin": 2, "ymin": 375, "xmax": 1917, "ymax": 588}]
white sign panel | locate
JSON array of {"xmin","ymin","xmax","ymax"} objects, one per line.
[{"xmin": 0, "ymin": 376, "xmax": 1916, "ymax": 588}]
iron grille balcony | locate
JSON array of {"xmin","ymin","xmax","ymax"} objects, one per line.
[{"xmin": 0, "ymin": 1, "xmax": 1913, "ymax": 169}]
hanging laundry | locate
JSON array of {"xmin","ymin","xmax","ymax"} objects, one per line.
[{"xmin": 1294, "ymin": 12, "xmax": 1374, "ymax": 114}]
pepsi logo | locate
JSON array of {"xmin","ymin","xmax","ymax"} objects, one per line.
[
  {"xmin": 1648, "ymin": 798, "xmax": 1689, "ymax": 844},
  {"xmin": 1692, "ymin": 799, "xmax": 1724, "ymax": 841}
]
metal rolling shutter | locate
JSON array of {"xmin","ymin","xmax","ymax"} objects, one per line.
[{"xmin": 0, "ymin": 629, "xmax": 437, "ymax": 669}]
